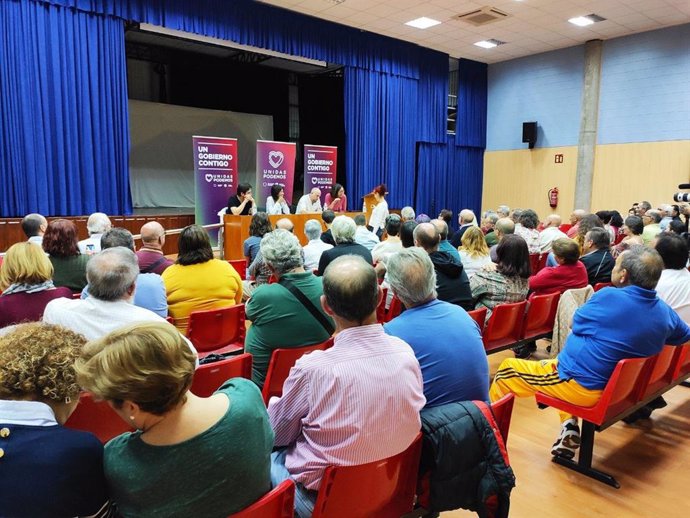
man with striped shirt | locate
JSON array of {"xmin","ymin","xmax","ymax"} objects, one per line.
[{"xmin": 268, "ymin": 255, "xmax": 425, "ymax": 518}]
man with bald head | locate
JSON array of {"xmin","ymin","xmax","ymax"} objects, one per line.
[
  {"xmin": 450, "ymin": 209, "xmax": 476, "ymax": 248},
  {"xmin": 21, "ymin": 213, "xmax": 48, "ymax": 246},
  {"xmin": 431, "ymin": 218, "xmax": 460, "ymax": 262},
  {"xmin": 490, "ymin": 246, "xmax": 690, "ymax": 459},
  {"xmin": 566, "ymin": 209, "xmax": 587, "ymax": 238},
  {"xmin": 414, "ymin": 223, "xmax": 472, "ymax": 310},
  {"xmin": 489, "ymin": 217, "xmax": 515, "ymax": 262},
  {"xmin": 136, "ymin": 221, "xmax": 173, "ymax": 274},
  {"xmin": 268, "ymin": 255, "xmax": 424, "ymax": 518},
  {"xmin": 296, "ymin": 188, "xmax": 322, "ymax": 214},
  {"xmin": 539, "ymin": 214, "xmax": 568, "ymax": 253}
]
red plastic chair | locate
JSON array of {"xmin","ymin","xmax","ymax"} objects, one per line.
[
  {"xmin": 376, "ymin": 288, "xmax": 388, "ymax": 324},
  {"xmin": 187, "ymin": 304, "xmax": 246, "ymax": 359},
  {"xmin": 228, "ymin": 259, "xmax": 247, "ymax": 281},
  {"xmin": 520, "ymin": 292, "xmax": 560, "ymax": 341},
  {"xmin": 672, "ymin": 342, "xmax": 690, "ymax": 381},
  {"xmin": 65, "ymin": 393, "xmax": 134, "ymax": 444},
  {"xmin": 482, "ymin": 301, "xmax": 528, "ymax": 353},
  {"xmin": 528, "ymin": 254, "xmax": 540, "ymax": 275},
  {"xmin": 559, "ymin": 224, "xmax": 572, "ymax": 234},
  {"xmin": 262, "ymin": 338, "xmax": 334, "ymax": 404},
  {"xmin": 191, "ymin": 353, "xmax": 253, "ymax": 397},
  {"xmin": 311, "ymin": 433, "xmax": 422, "ymax": 518},
  {"xmin": 593, "ymin": 282, "xmax": 613, "ymax": 292},
  {"xmin": 535, "ymin": 356, "xmax": 652, "ymax": 487},
  {"xmin": 467, "ymin": 307, "xmax": 487, "ymax": 332},
  {"xmin": 640, "ymin": 346, "xmax": 677, "ymax": 399},
  {"xmin": 228, "ymin": 480, "xmax": 295, "ymax": 518},
  {"xmin": 71, "ymin": 292, "xmax": 82, "ymax": 299},
  {"xmin": 537, "ymin": 253, "xmax": 549, "ymax": 273},
  {"xmin": 491, "ymin": 393, "xmax": 515, "ymax": 446},
  {"xmin": 386, "ymin": 295, "xmax": 403, "ymax": 322}
]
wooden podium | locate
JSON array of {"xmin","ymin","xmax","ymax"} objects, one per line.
[
  {"xmin": 362, "ymin": 193, "xmax": 378, "ymax": 215},
  {"xmin": 223, "ymin": 212, "xmax": 363, "ymax": 260}
]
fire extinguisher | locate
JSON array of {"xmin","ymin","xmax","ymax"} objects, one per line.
[{"xmin": 548, "ymin": 187, "xmax": 559, "ymax": 208}]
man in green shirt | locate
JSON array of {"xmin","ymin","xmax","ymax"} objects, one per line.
[{"xmin": 245, "ymin": 229, "xmax": 334, "ymax": 388}]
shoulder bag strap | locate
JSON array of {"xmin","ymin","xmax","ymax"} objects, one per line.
[
  {"xmin": 141, "ymin": 255, "xmax": 167, "ymax": 274},
  {"xmin": 279, "ymin": 278, "xmax": 335, "ymax": 336}
]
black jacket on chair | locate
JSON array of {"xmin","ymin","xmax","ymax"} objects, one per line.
[
  {"xmin": 580, "ymin": 248, "xmax": 615, "ymax": 285},
  {"xmin": 420, "ymin": 401, "xmax": 515, "ymax": 517}
]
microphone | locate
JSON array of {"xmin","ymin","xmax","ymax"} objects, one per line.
[{"xmin": 678, "ymin": 184, "xmax": 690, "ymax": 189}]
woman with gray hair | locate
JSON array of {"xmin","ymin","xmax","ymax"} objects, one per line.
[
  {"xmin": 245, "ymin": 229, "xmax": 334, "ymax": 387},
  {"xmin": 317, "ymin": 216, "xmax": 373, "ymax": 275}
]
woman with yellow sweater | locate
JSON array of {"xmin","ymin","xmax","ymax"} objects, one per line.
[{"xmin": 163, "ymin": 225, "xmax": 242, "ymax": 333}]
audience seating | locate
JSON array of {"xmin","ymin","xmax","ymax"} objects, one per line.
[
  {"xmin": 491, "ymin": 393, "xmax": 516, "ymax": 446},
  {"xmin": 187, "ymin": 304, "xmax": 245, "ymax": 359},
  {"xmin": 482, "ymin": 301, "xmax": 528, "ymax": 354},
  {"xmin": 537, "ymin": 252, "xmax": 549, "ymax": 272},
  {"xmin": 559, "ymin": 224, "xmax": 572, "ymax": 234},
  {"xmin": 467, "ymin": 307, "xmax": 487, "ymax": 333},
  {"xmin": 535, "ymin": 346, "xmax": 690, "ymax": 488},
  {"xmin": 65, "ymin": 392, "xmax": 134, "ymax": 443},
  {"xmin": 229, "ymin": 480, "xmax": 295, "ymax": 518},
  {"xmin": 528, "ymin": 254, "xmax": 540, "ymax": 275},
  {"xmin": 518, "ymin": 292, "xmax": 560, "ymax": 343},
  {"xmin": 593, "ymin": 282, "xmax": 613, "ymax": 292},
  {"xmin": 376, "ymin": 288, "xmax": 388, "ymax": 324},
  {"xmin": 311, "ymin": 433, "xmax": 422, "ymax": 518},
  {"xmin": 262, "ymin": 338, "xmax": 335, "ymax": 404},
  {"xmin": 228, "ymin": 259, "xmax": 247, "ymax": 280},
  {"xmin": 191, "ymin": 353, "xmax": 252, "ymax": 397}
]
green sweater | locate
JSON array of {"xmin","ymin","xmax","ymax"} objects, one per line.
[
  {"xmin": 104, "ymin": 378, "xmax": 273, "ymax": 518},
  {"xmin": 245, "ymin": 271, "xmax": 333, "ymax": 388},
  {"xmin": 50, "ymin": 255, "xmax": 90, "ymax": 292}
]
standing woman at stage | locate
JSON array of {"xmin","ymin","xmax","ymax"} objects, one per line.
[
  {"xmin": 324, "ymin": 183, "xmax": 347, "ymax": 213},
  {"xmin": 265, "ymin": 184, "xmax": 290, "ymax": 215},
  {"xmin": 369, "ymin": 184, "xmax": 389, "ymax": 239}
]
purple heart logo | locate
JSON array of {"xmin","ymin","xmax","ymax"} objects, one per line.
[
  {"xmin": 204, "ymin": 174, "xmax": 214, "ymax": 183},
  {"xmin": 268, "ymin": 151, "xmax": 284, "ymax": 169}
]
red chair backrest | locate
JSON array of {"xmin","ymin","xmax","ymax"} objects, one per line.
[
  {"xmin": 521, "ymin": 292, "xmax": 560, "ymax": 340},
  {"xmin": 386, "ymin": 295, "xmax": 403, "ymax": 322},
  {"xmin": 593, "ymin": 282, "xmax": 613, "ymax": 292},
  {"xmin": 228, "ymin": 259, "xmax": 247, "ymax": 281},
  {"xmin": 228, "ymin": 480, "xmax": 295, "ymax": 518},
  {"xmin": 187, "ymin": 304, "xmax": 246, "ymax": 352},
  {"xmin": 672, "ymin": 343, "xmax": 690, "ymax": 381},
  {"xmin": 528, "ymin": 254, "xmax": 540, "ymax": 275},
  {"xmin": 490, "ymin": 393, "xmax": 515, "ymax": 446},
  {"xmin": 559, "ymin": 224, "xmax": 572, "ymax": 234},
  {"xmin": 482, "ymin": 301, "xmax": 528, "ymax": 353},
  {"xmin": 262, "ymin": 338, "xmax": 334, "ymax": 404},
  {"xmin": 467, "ymin": 307, "xmax": 487, "ymax": 333},
  {"xmin": 311, "ymin": 433, "xmax": 422, "ymax": 518},
  {"xmin": 191, "ymin": 354, "xmax": 253, "ymax": 398},
  {"xmin": 595, "ymin": 357, "xmax": 651, "ymax": 422},
  {"xmin": 376, "ymin": 288, "xmax": 388, "ymax": 324},
  {"xmin": 640, "ymin": 346, "xmax": 677, "ymax": 399},
  {"xmin": 65, "ymin": 393, "xmax": 134, "ymax": 444},
  {"xmin": 537, "ymin": 253, "xmax": 549, "ymax": 273}
]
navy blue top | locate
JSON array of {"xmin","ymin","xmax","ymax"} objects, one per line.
[
  {"xmin": 384, "ymin": 299, "xmax": 490, "ymax": 407},
  {"xmin": 558, "ymin": 285, "xmax": 690, "ymax": 389},
  {"xmin": 0, "ymin": 424, "xmax": 107, "ymax": 517}
]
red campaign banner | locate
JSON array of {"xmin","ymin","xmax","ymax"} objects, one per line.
[
  {"xmin": 303, "ymin": 144, "xmax": 337, "ymax": 206},
  {"xmin": 256, "ymin": 140, "xmax": 296, "ymax": 207},
  {"xmin": 193, "ymin": 135, "xmax": 237, "ymax": 246}
]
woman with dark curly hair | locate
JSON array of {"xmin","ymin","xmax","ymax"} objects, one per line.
[
  {"xmin": 162, "ymin": 225, "xmax": 243, "ymax": 332},
  {"xmin": 42, "ymin": 219, "xmax": 90, "ymax": 292},
  {"xmin": 243, "ymin": 212, "xmax": 273, "ymax": 265},
  {"xmin": 515, "ymin": 209, "xmax": 540, "ymax": 254},
  {"xmin": 0, "ymin": 323, "xmax": 110, "ymax": 517},
  {"xmin": 0, "ymin": 242, "xmax": 72, "ymax": 328},
  {"xmin": 612, "ymin": 215, "xmax": 644, "ymax": 257},
  {"xmin": 75, "ymin": 322, "xmax": 272, "ymax": 517},
  {"xmin": 265, "ymin": 184, "xmax": 290, "ymax": 215},
  {"xmin": 324, "ymin": 183, "xmax": 347, "ymax": 212}
]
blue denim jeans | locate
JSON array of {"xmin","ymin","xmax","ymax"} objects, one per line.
[{"xmin": 270, "ymin": 449, "xmax": 318, "ymax": 518}]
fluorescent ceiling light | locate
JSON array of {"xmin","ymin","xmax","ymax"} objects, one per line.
[
  {"xmin": 405, "ymin": 17, "xmax": 442, "ymax": 29},
  {"xmin": 568, "ymin": 14, "xmax": 606, "ymax": 27},
  {"xmin": 474, "ymin": 39, "xmax": 504, "ymax": 49}
]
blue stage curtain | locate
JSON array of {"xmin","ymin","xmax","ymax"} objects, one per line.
[
  {"xmin": 344, "ymin": 67, "xmax": 418, "ymax": 210},
  {"xmin": 417, "ymin": 52, "xmax": 449, "ymax": 144},
  {"xmin": 0, "ymin": 0, "xmax": 131, "ymax": 217},
  {"xmin": 456, "ymin": 58, "xmax": 488, "ymax": 148},
  {"xmin": 416, "ymin": 137, "xmax": 484, "ymax": 220}
]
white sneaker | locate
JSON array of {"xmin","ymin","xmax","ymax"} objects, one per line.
[{"xmin": 551, "ymin": 418, "xmax": 581, "ymax": 459}]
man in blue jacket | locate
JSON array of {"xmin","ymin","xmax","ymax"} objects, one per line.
[{"xmin": 490, "ymin": 245, "xmax": 690, "ymax": 458}]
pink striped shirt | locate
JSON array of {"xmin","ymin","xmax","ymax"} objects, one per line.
[{"xmin": 268, "ymin": 323, "xmax": 425, "ymax": 490}]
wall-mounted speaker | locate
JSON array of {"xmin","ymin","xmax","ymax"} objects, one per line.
[{"xmin": 522, "ymin": 122, "xmax": 537, "ymax": 149}]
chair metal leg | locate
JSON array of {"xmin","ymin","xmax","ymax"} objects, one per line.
[{"xmin": 551, "ymin": 421, "xmax": 621, "ymax": 488}]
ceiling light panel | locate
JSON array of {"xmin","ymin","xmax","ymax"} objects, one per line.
[{"xmin": 405, "ymin": 17, "xmax": 442, "ymax": 29}]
